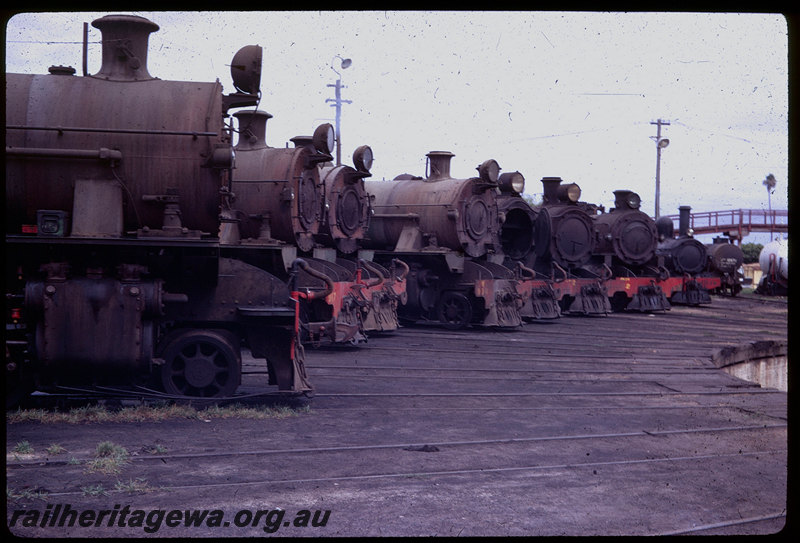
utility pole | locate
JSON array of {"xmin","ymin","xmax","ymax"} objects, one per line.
[
  {"xmin": 650, "ymin": 119, "xmax": 670, "ymax": 218},
  {"xmin": 326, "ymin": 56, "xmax": 352, "ymax": 166}
]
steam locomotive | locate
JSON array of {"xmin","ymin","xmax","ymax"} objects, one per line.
[
  {"xmin": 363, "ymin": 151, "xmax": 523, "ymax": 329},
  {"xmin": 4, "ymin": 14, "xmax": 405, "ymax": 405},
  {"xmin": 224, "ymin": 108, "xmax": 406, "ymax": 345},
  {"xmin": 496, "ymin": 176, "xmax": 724, "ymax": 313}
]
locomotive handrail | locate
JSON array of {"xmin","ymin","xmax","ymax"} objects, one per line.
[
  {"xmin": 6, "ymin": 124, "xmax": 219, "ymax": 138},
  {"xmin": 371, "ymin": 212, "xmax": 421, "ymax": 219},
  {"xmin": 358, "ymin": 259, "xmax": 385, "ymax": 287},
  {"xmin": 6, "ymin": 146, "xmax": 123, "ymax": 161},
  {"xmin": 391, "ymin": 258, "xmax": 410, "ymax": 281},
  {"xmin": 373, "ymin": 203, "xmax": 451, "ymax": 208},
  {"xmin": 291, "ymin": 258, "xmax": 334, "ymax": 300}
]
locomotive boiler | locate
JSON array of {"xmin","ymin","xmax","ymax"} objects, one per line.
[
  {"xmin": 363, "ymin": 151, "xmax": 522, "ymax": 329},
  {"xmin": 226, "ymin": 109, "xmax": 404, "ymax": 343},
  {"xmin": 494, "ymin": 172, "xmax": 561, "ymax": 320},
  {"xmin": 5, "ymin": 14, "xmax": 312, "ymax": 404},
  {"xmin": 529, "ymin": 177, "xmax": 610, "ymax": 315},
  {"xmin": 652, "ymin": 206, "xmax": 713, "ymax": 305},
  {"xmin": 590, "ymin": 190, "xmax": 658, "ymax": 273}
]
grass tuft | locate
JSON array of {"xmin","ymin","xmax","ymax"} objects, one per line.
[{"xmin": 8, "ymin": 402, "xmax": 311, "ymax": 424}]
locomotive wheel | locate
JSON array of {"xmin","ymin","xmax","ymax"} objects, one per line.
[
  {"xmin": 160, "ymin": 330, "xmax": 241, "ymax": 398},
  {"xmin": 437, "ymin": 292, "xmax": 472, "ymax": 330}
]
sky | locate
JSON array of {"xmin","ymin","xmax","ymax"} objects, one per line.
[{"xmin": 4, "ymin": 10, "xmax": 789, "ymax": 245}]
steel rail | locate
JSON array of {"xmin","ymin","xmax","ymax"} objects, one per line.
[
  {"xmin": 6, "ymin": 423, "xmax": 786, "ymax": 468},
  {"xmin": 16, "ymin": 448, "xmax": 786, "ymax": 497}
]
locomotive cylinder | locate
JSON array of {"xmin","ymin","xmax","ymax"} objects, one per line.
[
  {"xmin": 364, "ymin": 151, "xmax": 501, "ymax": 258},
  {"xmin": 5, "ymin": 14, "xmax": 231, "ymax": 237}
]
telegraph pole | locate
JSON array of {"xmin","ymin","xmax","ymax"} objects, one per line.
[
  {"xmin": 326, "ymin": 56, "xmax": 352, "ymax": 166},
  {"xmin": 650, "ymin": 119, "xmax": 670, "ymax": 218}
]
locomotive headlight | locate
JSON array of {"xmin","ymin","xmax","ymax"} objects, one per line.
[
  {"xmin": 477, "ymin": 159, "xmax": 500, "ymax": 184},
  {"xmin": 558, "ymin": 182, "xmax": 581, "ymax": 203},
  {"xmin": 498, "ymin": 171, "xmax": 525, "ymax": 194},
  {"xmin": 626, "ymin": 192, "xmax": 641, "ymax": 209},
  {"xmin": 313, "ymin": 123, "xmax": 335, "ymax": 154},
  {"xmin": 353, "ymin": 145, "xmax": 374, "ymax": 173}
]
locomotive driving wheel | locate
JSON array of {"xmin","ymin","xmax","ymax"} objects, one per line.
[
  {"xmin": 159, "ymin": 330, "xmax": 241, "ymax": 398},
  {"xmin": 437, "ymin": 291, "xmax": 472, "ymax": 330}
]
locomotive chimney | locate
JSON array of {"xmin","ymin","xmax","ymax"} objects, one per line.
[
  {"xmin": 233, "ymin": 110, "xmax": 272, "ymax": 149},
  {"xmin": 426, "ymin": 151, "xmax": 454, "ymax": 181},
  {"xmin": 678, "ymin": 205, "xmax": 692, "ymax": 237},
  {"xmin": 540, "ymin": 177, "xmax": 563, "ymax": 205},
  {"xmin": 91, "ymin": 14, "xmax": 159, "ymax": 81}
]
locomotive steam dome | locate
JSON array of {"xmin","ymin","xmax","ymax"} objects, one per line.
[
  {"xmin": 364, "ymin": 151, "xmax": 501, "ymax": 257},
  {"xmin": 91, "ymin": 14, "xmax": 159, "ymax": 81}
]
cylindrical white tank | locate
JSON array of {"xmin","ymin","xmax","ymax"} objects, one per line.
[{"xmin": 758, "ymin": 238, "xmax": 788, "ymax": 281}]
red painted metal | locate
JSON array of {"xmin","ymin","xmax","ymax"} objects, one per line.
[{"xmin": 661, "ymin": 209, "xmax": 788, "ymax": 244}]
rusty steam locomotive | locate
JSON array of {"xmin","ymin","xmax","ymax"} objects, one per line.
[
  {"xmin": 4, "ymin": 14, "xmax": 406, "ymax": 405},
  {"xmin": 6, "ymin": 13, "xmax": 740, "ymax": 407},
  {"xmin": 363, "ymin": 151, "xmax": 524, "ymax": 329}
]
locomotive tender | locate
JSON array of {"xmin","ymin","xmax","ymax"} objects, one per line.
[{"xmin": 5, "ymin": 14, "xmax": 315, "ymax": 403}]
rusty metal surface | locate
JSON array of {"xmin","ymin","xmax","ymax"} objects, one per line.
[
  {"xmin": 592, "ymin": 195, "xmax": 657, "ymax": 266},
  {"xmin": 656, "ymin": 237, "xmax": 709, "ymax": 275},
  {"xmin": 232, "ymin": 111, "xmax": 323, "ymax": 252},
  {"xmin": 5, "ymin": 72, "xmax": 226, "ymax": 236},
  {"xmin": 364, "ymin": 153, "xmax": 500, "ymax": 258},
  {"xmin": 318, "ymin": 164, "xmax": 371, "ymax": 254}
]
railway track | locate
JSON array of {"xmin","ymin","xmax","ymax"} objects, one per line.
[{"xmin": 6, "ymin": 294, "xmax": 788, "ymax": 537}]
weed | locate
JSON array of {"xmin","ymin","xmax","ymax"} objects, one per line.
[
  {"xmin": 8, "ymin": 402, "xmax": 312, "ymax": 424},
  {"xmin": 7, "ymin": 486, "xmax": 49, "ymax": 501},
  {"xmin": 81, "ymin": 484, "xmax": 108, "ymax": 497},
  {"xmin": 114, "ymin": 478, "xmax": 153, "ymax": 494},
  {"xmin": 85, "ymin": 441, "xmax": 129, "ymax": 475},
  {"xmin": 142, "ymin": 444, "xmax": 168, "ymax": 455},
  {"xmin": 12, "ymin": 441, "xmax": 34, "ymax": 454},
  {"xmin": 46, "ymin": 443, "xmax": 67, "ymax": 455}
]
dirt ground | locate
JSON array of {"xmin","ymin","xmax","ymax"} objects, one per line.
[{"xmin": 6, "ymin": 294, "xmax": 789, "ymax": 537}]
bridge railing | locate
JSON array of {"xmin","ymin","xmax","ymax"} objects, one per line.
[{"xmin": 661, "ymin": 209, "xmax": 788, "ymax": 240}]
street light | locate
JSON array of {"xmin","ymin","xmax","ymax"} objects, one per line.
[
  {"xmin": 326, "ymin": 55, "xmax": 352, "ymax": 166},
  {"xmin": 650, "ymin": 118, "xmax": 670, "ymax": 218},
  {"xmin": 763, "ymin": 173, "xmax": 777, "ymax": 240}
]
